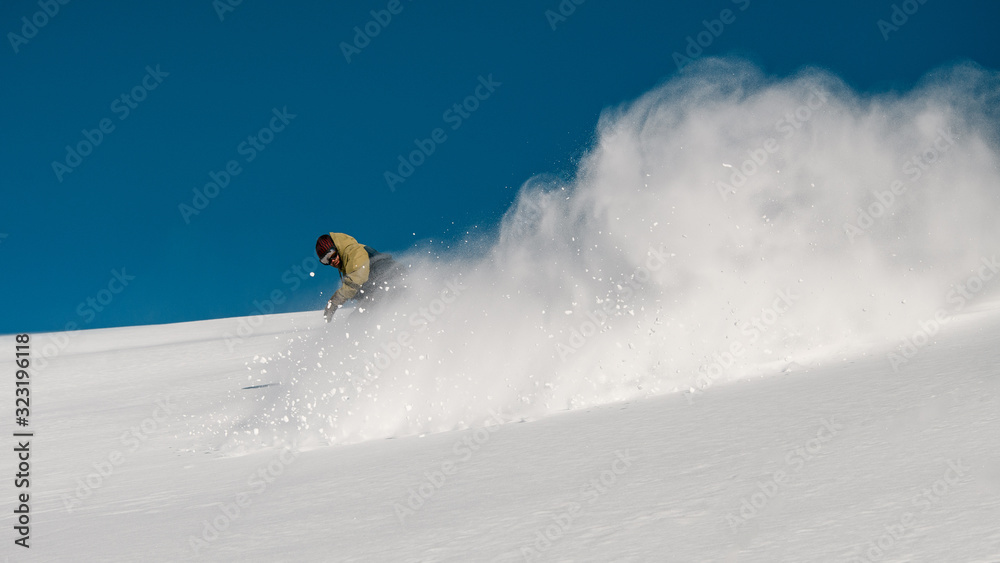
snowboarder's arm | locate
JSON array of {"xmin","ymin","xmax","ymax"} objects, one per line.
[{"xmin": 328, "ymin": 234, "xmax": 371, "ymax": 307}]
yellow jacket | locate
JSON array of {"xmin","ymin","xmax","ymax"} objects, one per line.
[{"xmin": 328, "ymin": 232, "xmax": 370, "ymax": 307}]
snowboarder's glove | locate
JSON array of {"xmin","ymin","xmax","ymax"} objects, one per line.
[{"xmin": 324, "ymin": 300, "xmax": 339, "ymax": 323}]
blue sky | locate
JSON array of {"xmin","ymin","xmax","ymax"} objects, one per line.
[{"xmin": 2, "ymin": 0, "xmax": 998, "ymax": 334}]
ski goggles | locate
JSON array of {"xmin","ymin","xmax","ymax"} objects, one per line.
[{"xmin": 320, "ymin": 248, "xmax": 338, "ymax": 266}]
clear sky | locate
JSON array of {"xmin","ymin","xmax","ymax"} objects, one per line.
[{"xmin": 2, "ymin": 0, "xmax": 999, "ymax": 334}]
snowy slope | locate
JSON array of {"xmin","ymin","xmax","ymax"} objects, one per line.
[
  {"xmin": 6, "ymin": 61, "xmax": 1000, "ymax": 562},
  {"xmin": 3, "ymin": 301, "xmax": 999, "ymax": 562}
]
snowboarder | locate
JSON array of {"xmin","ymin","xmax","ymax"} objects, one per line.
[{"xmin": 316, "ymin": 233, "xmax": 403, "ymax": 322}]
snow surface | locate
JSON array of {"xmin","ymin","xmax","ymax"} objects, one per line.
[
  {"xmin": 3, "ymin": 304, "xmax": 1000, "ymax": 562},
  {"xmin": 5, "ymin": 61, "xmax": 1000, "ymax": 561}
]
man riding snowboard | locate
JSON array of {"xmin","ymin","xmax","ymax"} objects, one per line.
[{"xmin": 315, "ymin": 233, "xmax": 402, "ymax": 322}]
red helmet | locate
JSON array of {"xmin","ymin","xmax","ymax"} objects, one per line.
[{"xmin": 315, "ymin": 234, "xmax": 335, "ymax": 259}]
